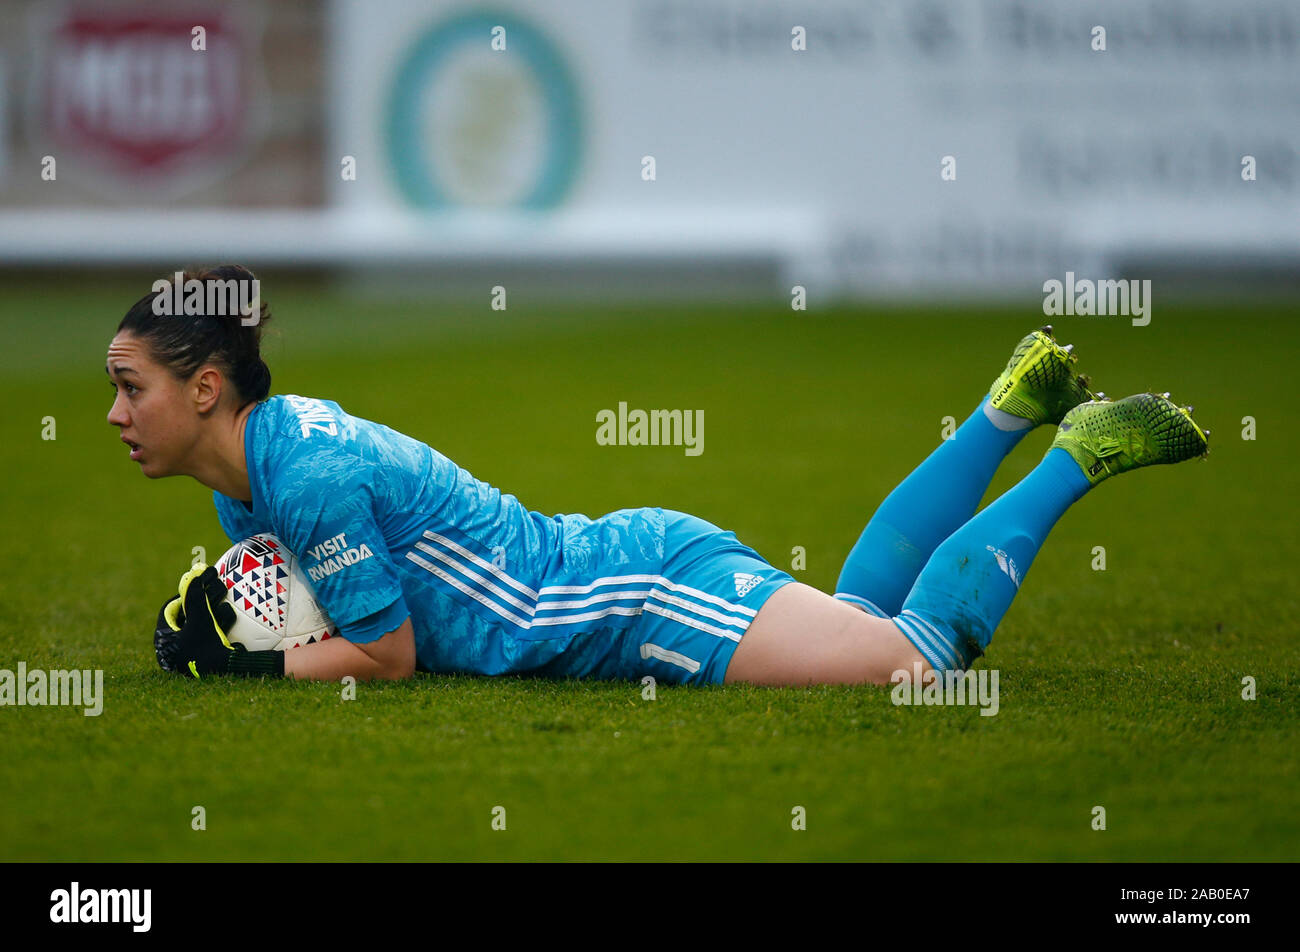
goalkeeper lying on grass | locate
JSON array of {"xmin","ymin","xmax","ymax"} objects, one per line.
[{"xmin": 108, "ymin": 266, "xmax": 1210, "ymax": 686}]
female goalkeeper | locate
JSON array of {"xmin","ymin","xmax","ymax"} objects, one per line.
[{"xmin": 112, "ymin": 267, "xmax": 1209, "ymax": 686}]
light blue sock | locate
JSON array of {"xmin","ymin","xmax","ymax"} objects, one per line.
[
  {"xmin": 891, "ymin": 448, "xmax": 1092, "ymax": 671},
  {"xmin": 834, "ymin": 396, "xmax": 1030, "ymax": 618}
]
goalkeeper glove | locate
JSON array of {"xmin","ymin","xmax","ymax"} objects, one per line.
[{"xmin": 154, "ymin": 563, "xmax": 284, "ymax": 678}]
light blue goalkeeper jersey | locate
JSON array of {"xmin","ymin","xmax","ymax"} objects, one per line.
[{"xmin": 213, "ymin": 395, "xmax": 667, "ymax": 675}]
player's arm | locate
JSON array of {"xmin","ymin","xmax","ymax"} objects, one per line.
[
  {"xmin": 154, "ymin": 563, "xmax": 415, "ymax": 680},
  {"xmin": 257, "ymin": 406, "xmax": 415, "ymax": 681},
  {"xmin": 283, "ymin": 616, "xmax": 415, "ymax": 682}
]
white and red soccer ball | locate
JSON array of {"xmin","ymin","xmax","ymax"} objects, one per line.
[{"xmin": 214, "ymin": 533, "xmax": 337, "ymax": 651}]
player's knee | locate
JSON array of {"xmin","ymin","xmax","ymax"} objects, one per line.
[{"xmin": 851, "ymin": 611, "xmax": 931, "ymax": 684}]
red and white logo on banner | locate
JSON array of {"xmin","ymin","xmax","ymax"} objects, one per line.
[{"xmin": 31, "ymin": 6, "xmax": 265, "ymax": 187}]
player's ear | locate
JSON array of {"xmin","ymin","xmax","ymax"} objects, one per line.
[{"xmin": 192, "ymin": 365, "xmax": 224, "ymax": 414}]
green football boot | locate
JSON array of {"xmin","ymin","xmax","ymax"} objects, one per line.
[
  {"xmin": 1049, "ymin": 393, "xmax": 1210, "ymax": 486},
  {"xmin": 988, "ymin": 325, "xmax": 1097, "ymax": 427}
]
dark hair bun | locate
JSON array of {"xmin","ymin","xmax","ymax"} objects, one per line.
[{"xmin": 117, "ymin": 264, "xmax": 273, "ymax": 407}]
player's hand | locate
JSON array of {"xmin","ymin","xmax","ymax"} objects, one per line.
[{"xmin": 154, "ymin": 564, "xmax": 239, "ymax": 678}]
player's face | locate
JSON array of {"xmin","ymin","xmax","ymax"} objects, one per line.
[{"xmin": 106, "ymin": 332, "xmax": 203, "ymax": 479}]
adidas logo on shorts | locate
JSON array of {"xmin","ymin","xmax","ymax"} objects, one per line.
[{"xmin": 733, "ymin": 572, "xmax": 762, "ymax": 597}]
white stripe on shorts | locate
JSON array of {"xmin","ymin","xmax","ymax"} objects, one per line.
[
  {"xmin": 408, "ymin": 528, "xmax": 765, "ymax": 641},
  {"xmin": 643, "ymin": 602, "xmax": 744, "ymax": 642},
  {"xmin": 653, "ymin": 577, "xmax": 758, "ymax": 617},
  {"xmin": 646, "ymin": 587, "xmax": 751, "ymax": 632}
]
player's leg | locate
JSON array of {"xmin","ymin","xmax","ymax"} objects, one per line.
[
  {"xmin": 834, "ymin": 327, "xmax": 1094, "ymax": 618},
  {"xmin": 724, "ymin": 582, "xmax": 926, "ymax": 685},
  {"xmin": 728, "ymin": 394, "xmax": 1209, "ymax": 685},
  {"xmin": 896, "ymin": 392, "xmax": 1210, "ymax": 670}
]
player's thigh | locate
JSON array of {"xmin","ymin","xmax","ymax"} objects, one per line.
[{"xmin": 724, "ymin": 582, "xmax": 927, "ymax": 686}]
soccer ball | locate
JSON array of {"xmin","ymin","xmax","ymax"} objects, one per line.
[{"xmin": 214, "ymin": 533, "xmax": 337, "ymax": 651}]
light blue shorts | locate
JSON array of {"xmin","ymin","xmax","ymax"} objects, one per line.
[
  {"xmin": 637, "ymin": 510, "xmax": 796, "ymax": 684},
  {"xmin": 529, "ymin": 510, "xmax": 796, "ymax": 686}
]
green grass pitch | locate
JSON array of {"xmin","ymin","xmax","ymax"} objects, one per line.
[{"xmin": 2, "ymin": 277, "xmax": 1296, "ymax": 861}]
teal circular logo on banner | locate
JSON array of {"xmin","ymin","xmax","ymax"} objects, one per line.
[{"xmin": 385, "ymin": 11, "xmax": 581, "ymax": 209}]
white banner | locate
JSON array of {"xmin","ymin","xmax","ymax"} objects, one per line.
[{"xmin": 329, "ymin": 0, "xmax": 1300, "ymax": 292}]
